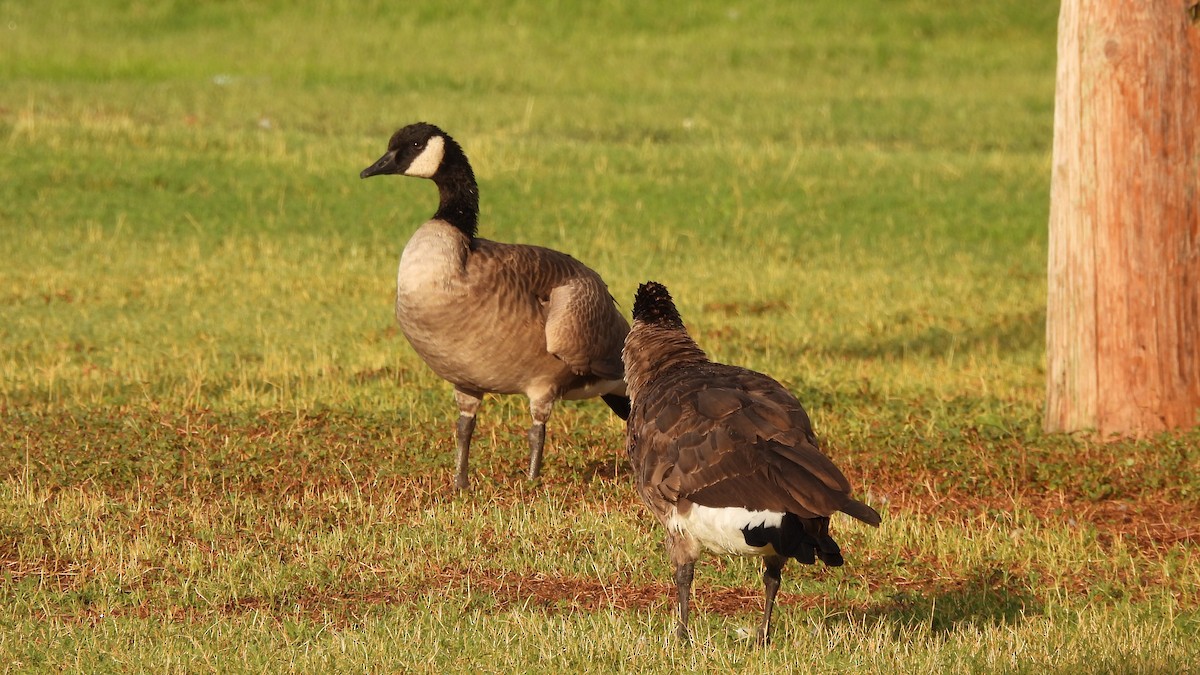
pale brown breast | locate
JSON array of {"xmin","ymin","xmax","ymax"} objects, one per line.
[{"xmin": 395, "ymin": 222, "xmax": 627, "ymax": 397}]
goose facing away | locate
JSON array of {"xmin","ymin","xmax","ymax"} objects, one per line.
[
  {"xmin": 622, "ymin": 281, "xmax": 880, "ymax": 644},
  {"xmin": 360, "ymin": 122, "xmax": 630, "ymax": 489}
]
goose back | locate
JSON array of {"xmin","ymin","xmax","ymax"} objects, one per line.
[
  {"xmin": 622, "ymin": 281, "xmax": 880, "ymax": 560},
  {"xmin": 396, "ymin": 220, "xmax": 628, "ymax": 398},
  {"xmin": 627, "ymin": 362, "xmax": 871, "ymax": 527}
]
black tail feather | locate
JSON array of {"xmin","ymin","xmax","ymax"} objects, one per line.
[
  {"xmin": 601, "ymin": 394, "xmax": 632, "ymax": 421},
  {"xmin": 814, "ymin": 534, "xmax": 844, "ymax": 567},
  {"xmin": 745, "ymin": 513, "xmax": 845, "ymax": 567}
]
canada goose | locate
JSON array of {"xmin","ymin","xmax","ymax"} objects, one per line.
[
  {"xmin": 360, "ymin": 122, "xmax": 631, "ymax": 489},
  {"xmin": 622, "ymin": 281, "xmax": 880, "ymax": 644}
]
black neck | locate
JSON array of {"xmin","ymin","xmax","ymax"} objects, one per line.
[{"xmin": 431, "ymin": 143, "xmax": 479, "ymax": 238}]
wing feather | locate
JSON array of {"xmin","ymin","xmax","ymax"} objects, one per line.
[
  {"xmin": 629, "ymin": 362, "xmax": 865, "ymax": 520},
  {"xmin": 467, "ymin": 240, "xmax": 629, "ymax": 381}
]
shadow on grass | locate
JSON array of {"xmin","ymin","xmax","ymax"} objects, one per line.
[
  {"xmin": 857, "ymin": 565, "xmax": 1043, "ymax": 634},
  {"xmin": 583, "ymin": 457, "xmax": 633, "ymax": 482},
  {"xmin": 825, "ymin": 308, "xmax": 1045, "ymax": 360}
]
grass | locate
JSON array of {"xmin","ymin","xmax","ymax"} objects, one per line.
[{"xmin": 2, "ymin": 0, "xmax": 1199, "ymax": 671}]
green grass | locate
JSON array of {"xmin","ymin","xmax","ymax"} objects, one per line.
[{"xmin": 2, "ymin": 0, "xmax": 1199, "ymax": 671}]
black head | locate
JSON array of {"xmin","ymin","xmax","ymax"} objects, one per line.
[
  {"xmin": 632, "ymin": 281, "xmax": 686, "ymax": 328},
  {"xmin": 360, "ymin": 122, "xmax": 454, "ymax": 180}
]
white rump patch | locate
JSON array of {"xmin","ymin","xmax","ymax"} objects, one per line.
[
  {"xmin": 668, "ymin": 505, "xmax": 784, "ymax": 556},
  {"xmin": 405, "ymin": 135, "xmax": 445, "ymax": 178}
]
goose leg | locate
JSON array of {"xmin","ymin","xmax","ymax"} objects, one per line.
[
  {"xmin": 527, "ymin": 423, "xmax": 546, "ymax": 479},
  {"xmin": 526, "ymin": 395, "xmax": 554, "ymax": 480},
  {"xmin": 674, "ymin": 561, "xmax": 695, "ymax": 642},
  {"xmin": 757, "ymin": 555, "xmax": 786, "ymax": 645},
  {"xmin": 453, "ymin": 388, "xmax": 483, "ymax": 490}
]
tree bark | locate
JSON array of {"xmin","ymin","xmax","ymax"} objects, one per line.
[{"xmin": 1045, "ymin": 0, "xmax": 1200, "ymax": 436}]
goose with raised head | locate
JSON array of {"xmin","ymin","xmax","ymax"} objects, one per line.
[
  {"xmin": 622, "ymin": 281, "xmax": 880, "ymax": 644},
  {"xmin": 361, "ymin": 122, "xmax": 630, "ymax": 489}
]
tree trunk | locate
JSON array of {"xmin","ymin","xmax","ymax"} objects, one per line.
[{"xmin": 1045, "ymin": 0, "xmax": 1200, "ymax": 436}]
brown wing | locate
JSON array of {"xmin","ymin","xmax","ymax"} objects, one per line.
[
  {"xmin": 545, "ymin": 277, "xmax": 629, "ymax": 380},
  {"xmin": 468, "ymin": 240, "xmax": 628, "ymax": 380},
  {"xmin": 629, "ymin": 362, "xmax": 874, "ymax": 523}
]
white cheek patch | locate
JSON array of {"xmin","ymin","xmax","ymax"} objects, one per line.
[
  {"xmin": 405, "ymin": 135, "xmax": 445, "ymax": 178},
  {"xmin": 669, "ymin": 505, "xmax": 784, "ymax": 556}
]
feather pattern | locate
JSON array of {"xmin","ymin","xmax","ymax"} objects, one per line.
[
  {"xmin": 625, "ymin": 342, "xmax": 878, "ymax": 527},
  {"xmin": 622, "ymin": 280, "xmax": 880, "ymax": 644},
  {"xmin": 362, "ymin": 122, "xmax": 630, "ymax": 488},
  {"xmin": 397, "ymin": 232, "xmax": 627, "ymax": 397}
]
